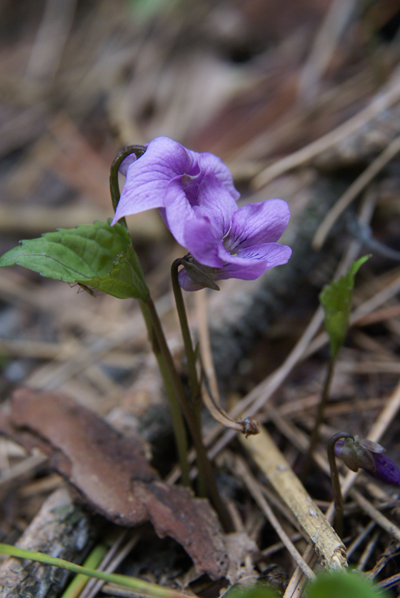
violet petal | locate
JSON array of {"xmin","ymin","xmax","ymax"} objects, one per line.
[
  {"xmin": 214, "ymin": 243, "xmax": 292, "ymax": 281},
  {"xmin": 183, "ymin": 216, "xmax": 224, "ymax": 268},
  {"xmin": 111, "ymin": 137, "xmax": 193, "ymax": 224},
  {"xmin": 370, "ymin": 453, "xmax": 400, "ymax": 485},
  {"xmin": 195, "ymin": 151, "xmax": 240, "ymax": 201},
  {"xmin": 227, "ymin": 199, "xmax": 290, "ymax": 250}
]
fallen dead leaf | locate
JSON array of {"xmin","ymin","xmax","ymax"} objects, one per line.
[{"xmin": 0, "ymin": 387, "xmax": 228, "ymax": 579}]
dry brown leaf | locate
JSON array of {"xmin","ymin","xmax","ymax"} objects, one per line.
[{"xmin": 0, "ymin": 387, "xmax": 228, "ymax": 579}]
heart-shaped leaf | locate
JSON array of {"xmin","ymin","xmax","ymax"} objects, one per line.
[{"xmin": 0, "ymin": 221, "xmax": 149, "ymax": 300}]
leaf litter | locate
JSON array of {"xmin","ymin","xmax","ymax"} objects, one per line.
[{"xmin": 0, "ymin": 387, "xmax": 229, "ymax": 580}]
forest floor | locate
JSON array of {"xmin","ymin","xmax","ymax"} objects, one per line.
[{"xmin": 1, "ymin": 1, "xmax": 400, "ymax": 597}]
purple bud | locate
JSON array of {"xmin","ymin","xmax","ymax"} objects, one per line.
[
  {"xmin": 334, "ymin": 435, "xmax": 400, "ymax": 485},
  {"xmin": 369, "ymin": 452, "xmax": 400, "ymax": 485}
]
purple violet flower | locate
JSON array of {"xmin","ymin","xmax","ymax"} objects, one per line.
[
  {"xmin": 334, "ymin": 436, "xmax": 400, "ymax": 485},
  {"xmin": 112, "ymin": 137, "xmax": 292, "ymax": 290}
]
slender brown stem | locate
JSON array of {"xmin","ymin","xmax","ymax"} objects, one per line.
[
  {"xmin": 328, "ymin": 433, "xmax": 354, "ymax": 537},
  {"xmin": 302, "ymin": 354, "xmax": 337, "ymax": 479}
]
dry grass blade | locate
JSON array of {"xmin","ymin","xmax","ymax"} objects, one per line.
[
  {"xmin": 253, "ymin": 66, "xmax": 400, "ymax": 189},
  {"xmin": 312, "ymin": 134, "xmax": 400, "ymax": 250},
  {"xmin": 298, "ymin": 0, "xmax": 358, "ymax": 104}
]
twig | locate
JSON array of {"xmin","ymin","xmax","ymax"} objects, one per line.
[
  {"xmin": 350, "ymin": 489, "xmax": 400, "ymax": 544},
  {"xmin": 0, "ymin": 488, "xmax": 91, "ymax": 595},
  {"xmin": 239, "ymin": 427, "xmax": 346, "ymax": 570},
  {"xmin": 356, "ymin": 529, "xmax": 381, "ymax": 572},
  {"xmin": 0, "ymin": 452, "xmax": 48, "ymax": 486},
  {"xmin": 283, "ymin": 545, "xmax": 317, "ymax": 598},
  {"xmin": 234, "ymin": 456, "xmax": 316, "ymax": 580},
  {"xmin": 346, "ymin": 521, "xmax": 376, "ymax": 560}
]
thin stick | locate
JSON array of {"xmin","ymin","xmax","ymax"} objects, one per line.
[
  {"xmin": 240, "ymin": 427, "xmax": 346, "ymax": 569},
  {"xmin": 235, "ymin": 456, "xmax": 316, "ymax": 580},
  {"xmin": 298, "ymin": 0, "xmax": 357, "ymax": 104}
]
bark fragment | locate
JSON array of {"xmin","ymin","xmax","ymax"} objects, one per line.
[{"xmin": 0, "ymin": 387, "xmax": 228, "ymax": 579}]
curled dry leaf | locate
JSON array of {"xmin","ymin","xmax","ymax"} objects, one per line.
[{"xmin": 0, "ymin": 387, "xmax": 228, "ymax": 579}]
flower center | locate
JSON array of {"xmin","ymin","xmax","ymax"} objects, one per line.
[
  {"xmin": 222, "ymin": 233, "xmax": 237, "ymax": 256},
  {"xmin": 181, "ymin": 173, "xmax": 202, "ymax": 206}
]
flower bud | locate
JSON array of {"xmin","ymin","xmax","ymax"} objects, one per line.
[{"xmin": 334, "ymin": 435, "xmax": 400, "ymax": 485}]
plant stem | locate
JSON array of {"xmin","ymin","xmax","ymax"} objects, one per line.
[
  {"xmin": 109, "ymin": 146, "xmax": 232, "ymax": 530},
  {"xmin": 327, "ymin": 433, "xmax": 354, "ymax": 538},
  {"xmin": 171, "ymin": 259, "xmax": 200, "ymax": 402},
  {"xmin": 139, "ymin": 301, "xmax": 191, "ymax": 487},
  {"xmin": 0, "ymin": 543, "xmax": 189, "ymax": 598},
  {"xmin": 109, "ymin": 145, "xmax": 190, "ymax": 486},
  {"xmin": 170, "ymin": 259, "xmax": 206, "ymax": 495},
  {"xmin": 302, "ymin": 354, "xmax": 337, "ymax": 480},
  {"xmin": 109, "ymin": 145, "xmax": 146, "ymax": 215},
  {"xmin": 145, "ymin": 297, "xmax": 234, "ymax": 532}
]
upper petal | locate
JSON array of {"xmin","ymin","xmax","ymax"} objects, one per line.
[
  {"xmin": 194, "ymin": 151, "xmax": 240, "ymax": 200},
  {"xmin": 163, "ymin": 177, "xmax": 196, "ymax": 246},
  {"xmin": 193, "ymin": 175, "xmax": 238, "ymax": 237},
  {"xmin": 164, "ymin": 174, "xmax": 237, "ymax": 252},
  {"xmin": 226, "ymin": 199, "xmax": 290, "ymax": 251},
  {"xmin": 111, "ymin": 137, "xmax": 193, "ymax": 224}
]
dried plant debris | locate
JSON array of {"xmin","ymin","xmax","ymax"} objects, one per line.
[{"xmin": 0, "ymin": 387, "xmax": 228, "ymax": 579}]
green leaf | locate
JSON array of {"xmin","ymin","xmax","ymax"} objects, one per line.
[
  {"xmin": 319, "ymin": 255, "xmax": 370, "ymax": 358},
  {"xmin": 0, "ymin": 221, "xmax": 149, "ymax": 301},
  {"xmin": 221, "ymin": 585, "xmax": 279, "ymax": 598},
  {"xmin": 78, "ymin": 245, "xmax": 149, "ymax": 300},
  {"xmin": 307, "ymin": 570, "xmax": 388, "ymax": 598}
]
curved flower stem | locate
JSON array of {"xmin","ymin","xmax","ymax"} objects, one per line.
[
  {"xmin": 110, "ymin": 146, "xmax": 190, "ymax": 487},
  {"xmin": 302, "ymin": 354, "xmax": 337, "ymax": 480},
  {"xmin": 145, "ymin": 297, "xmax": 234, "ymax": 532},
  {"xmin": 327, "ymin": 432, "xmax": 354, "ymax": 538},
  {"xmin": 109, "ymin": 145, "xmax": 146, "ymax": 216}
]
